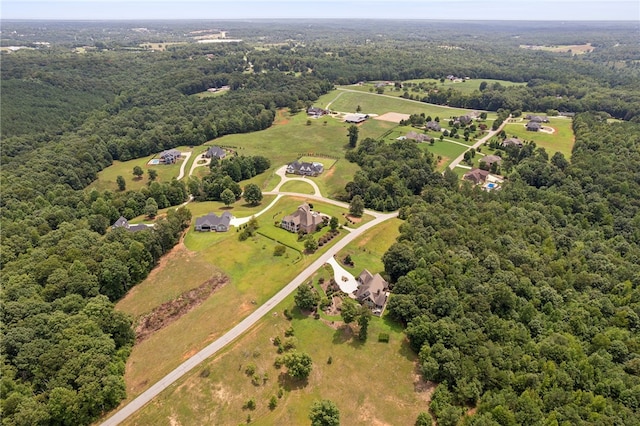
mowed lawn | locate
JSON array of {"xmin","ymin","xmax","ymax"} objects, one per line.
[{"xmin": 503, "ymin": 116, "xmax": 575, "ymax": 158}]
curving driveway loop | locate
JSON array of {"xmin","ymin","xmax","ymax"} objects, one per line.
[{"xmin": 326, "ymin": 256, "xmax": 358, "ymax": 293}]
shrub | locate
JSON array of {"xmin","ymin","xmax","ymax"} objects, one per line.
[
  {"xmin": 243, "ymin": 398, "xmax": 256, "ymax": 410},
  {"xmin": 285, "ymin": 327, "xmax": 295, "ymax": 337},
  {"xmin": 269, "ymin": 395, "xmax": 278, "ymax": 410},
  {"xmin": 245, "ymin": 363, "xmax": 256, "ymax": 376},
  {"xmin": 378, "ymin": 333, "xmax": 390, "ymax": 343},
  {"xmin": 273, "ymin": 244, "xmax": 286, "ymax": 256}
]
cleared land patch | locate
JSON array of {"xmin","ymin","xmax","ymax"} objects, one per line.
[
  {"xmin": 375, "ymin": 112, "xmax": 410, "ymax": 123},
  {"xmin": 520, "ymin": 43, "xmax": 593, "ymax": 54}
]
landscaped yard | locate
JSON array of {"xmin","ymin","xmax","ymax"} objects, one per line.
[
  {"xmin": 279, "ymin": 180, "xmax": 316, "ymax": 194},
  {"xmin": 503, "ymin": 115, "xmax": 575, "ymax": 158}
]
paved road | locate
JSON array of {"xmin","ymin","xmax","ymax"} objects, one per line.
[
  {"xmin": 101, "ymin": 200, "xmax": 396, "ymax": 426},
  {"xmin": 448, "ymin": 115, "xmax": 510, "ymax": 170}
]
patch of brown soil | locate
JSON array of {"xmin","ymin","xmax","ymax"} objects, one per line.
[
  {"xmin": 275, "ymin": 109, "xmax": 290, "ymax": 126},
  {"xmin": 323, "ymin": 166, "xmax": 336, "ymax": 179},
  {"xmin": 134, "ymin": 273, "xmax": 229, "ymax": 343},
  {"xmin": 345, "ymin": 214, "xmax": 362, "ymax": 223},
  {"xmin": 437, "ymin": 156, "xmax": 450, "ymax": 168},
  {"xmin": 375, "ymin": 112, "xmax": 411, "ymax": 123},
  {"xmin": 182, "ymin": 348, "xmax": 197, "ymax": 361},
  {"xmin": 413, "ymin": 374, "xmax": 438, "ymax": 404}
]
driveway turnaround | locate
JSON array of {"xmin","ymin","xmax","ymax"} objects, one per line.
[{"xmin": 326, "ymin": 256, "xmax": 359, "ymax": 293}]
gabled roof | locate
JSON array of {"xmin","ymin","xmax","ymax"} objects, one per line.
[
  {"xmin": 355, "ymin": 269, "xmax": 388, "ymax": 307},
  {"xmin": 463, "ymin": 168, "xmax": 490, "ymax": 184},
  {"xmin": 112, "ymin": 216, "xmax": 149, "ymax": 232},
  {"xmin": 426, "ymin": 121, "xmax": 441, "ymax": 131},
  {"xmin": 195, "ymin": 211, "xmax": 232, "ymax": 229},
  {"xmin": 526, "ymin": 121, "xmax": 542, "ymax": 130},
  {"xmin": 288, "ymin": 161, "xmax": 323, "ymax": 174},
  {"xmin": 344, "ymin": 113, "xmax": 368, "ymax": 123},
  {"xmin": 480, "ymin": 155, "xmax": 502, "ymax": 166},
  {"xmin": 502, "ymin": 137, "xmax": 523, "ymax": 147},
  {"xmin": 206, "ymin": 146, "xmax": 225, "ymax": 159}
]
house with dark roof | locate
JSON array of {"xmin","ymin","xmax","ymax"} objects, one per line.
[
  {"xmin": 195, "ymin": 212, "xmax": 232, "ymax": 232},
  {"xmin": 159, "ymin": 149, "xmax": 181, "ymax": 164},
  {"xmin": 281, "ymin": 203, "xmax": 324, "ymax": 234},
  {"xmin": 204, "ymin": 146, "xmax": 226, "ymax": 160},
  {"xmin": 425, "ymin": 121, "xmax": 441, "ymax": 131},
  {"xmin": 344, "ymin": 113, "xmax": 368, "ymax": 124},
  {"xmin": 502, "ymin": 137, "xmax": 523, "ymax": 148},
  {"xmin": 112, "ymin": 216, "xmax": 150, "ymax": 232},
  {"xmin": 525, "ymin": 114, "xmax": 549, "ymax": 123},
  {"xmin": 286, "ymin": 160, "xmax": 324, "ymax": 176},
  {"xmin": 405, "ymin": 131, "xmax": 432, "ymax": 143},
  {"xmin": 454, "ymin": 115, "xmax": 473, "ymax": 126},
  {"xmin": 479, "ymin": 154, "xmax": 502, "ymax": 168},
  {"xmin": 526, "ymin": 121, "xmax": 542, "ymax": 132},
  {"xmin": 307, "ymin": 106, "xmax": 328, "ymax": 117},
  {"xmin": 463, "ymin": 168, "xmax": 490, "ymax": 185},
  {"xmin": 354, "ymin": 269, "xmax": 389, "ymax": 315}
]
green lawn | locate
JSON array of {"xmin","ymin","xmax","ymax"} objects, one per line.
[
  {"xmin": 503, "ymin": 115, "xmax": 575, "ymax": 158},
  {"xmin": 279, "ymin": 180, "xmax": 316, "ymax": 194}
]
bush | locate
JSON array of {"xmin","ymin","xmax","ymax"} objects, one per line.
[
  {"xmin": 273, "ymin": 244, "xmax": 286, "ymax": 256},
  {"xmin": 243, "ymin": 398, "xmax": 256, "ymax": 410},
  {"xmin": 378, "ymin": 333, "xmax": 390, "ymax": 343},
  {"xmin": 245, "ymin": 363, "xmax": 256, "ymax": 376},
  {"xmin": 285, "ymin": 327, "xmax": 295, "ymax": 337},
  {"xmin": 199, "ymin": 368, "xmax": 210, "ymax": 378}
]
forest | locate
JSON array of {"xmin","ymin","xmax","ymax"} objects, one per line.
[{"xmin": 1, "ymin": 20, "xmax": 639, "ymax": 425}]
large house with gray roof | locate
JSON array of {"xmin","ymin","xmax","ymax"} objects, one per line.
[
  {"xmin": 286, "ymin": 160, "xmax": 324, "ymax": 176},
  {"xmin": 204, "ymin": 146, "xmax": 226, "ymax": 160},
  {"xmin": 112, "ymin": 216, "xmax": 150, "ymax": 232},
  {"xmin": 159, "ymin": 149, "xmax": 181, "ymax": 164},
  {"xmin": 195, "ymin": 212, "xmax": 232, "ymax": 232},
  {"xmin": 281, "ymin": 203, "xmax": 324, "ymax": 234},
  {"xmin": 354, "ymin": 269, "xmax": 389, "ymax": 315}
]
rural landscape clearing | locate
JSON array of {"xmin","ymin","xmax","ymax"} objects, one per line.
[{"xmin": 2, "ymin": 11, "xmax": 640, "ymax": 426}]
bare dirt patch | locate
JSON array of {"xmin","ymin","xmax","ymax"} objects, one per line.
[
  {"xmin": 413, "ymin": 374, "xmax": 437, "ymax": 404},
  {"xmin": 274, "ymin": 109, "xmax": 290, "ymax": 126},
  {"xmin": 375, "ymin": 112, "xmax": 411, "ymax": 123},
  {"xmin": 345, "ymin": 214, "xmax": 362, "ymax": 223},
  {"xmin": 437, "ymin": 156, "xmax": 450, "ymax": 168},
  {"xmin": 539, "ymin": 126, "xmax": 556, "ymax": 134},
  {"xmin": 134, "ymin": 273, "xmax": 229, "ymax": 343}
]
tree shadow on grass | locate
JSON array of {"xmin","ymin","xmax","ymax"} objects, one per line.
[
  {"xmin": 277, "ymin": 371, "xmax": 309, "ymax": 391},
  {"xmin": 220, "ymin": 206, "xmax": 234, "ymax": 210}
]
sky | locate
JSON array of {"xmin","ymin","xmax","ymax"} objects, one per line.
[{"xmin": 2, "ymin": 0, "xmax": 639, "ymax": 21}]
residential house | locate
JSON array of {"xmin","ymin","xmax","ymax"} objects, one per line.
[
  {"xmin": 344, "ymin": 113, "xmax": 368, "ymax": 124},
  {"xmin": 425, "ymin": 121, "xmax": 441, "ymax": 131},
  {"xmin": 559, "ymin": 112, "xmax": 576, "ymax": 117},
  {"xmin": 480, "ymin": 154, "xmax": 502, "ymax": 168},
  {"xmin": 281, "ymin": 203, "xmax": 324, "ymax": 234},
  {"xmin": 159, "ymin": 149, "xmax": 181, "ymax": 164},
  {"xmin": 405, "ymin": 131, "xmax": 432, "ymax": 143},
  {"xmin": 194, "ymin": 212, "xmax": 232, "ymax": 232},
  {"xmin": 502, "ymin": 137, "xmax": 523, "ymax": 148},
  {"xmin": 112, "ymin": 216, "xmax": 149, "ymax": 232},
  {"xmin": 526, "ymin": 121, "xmax": 542, "ymax": 132},
  {"xmin": 286, "ymin": 160, "xmax": 324, "ymax": 176},
  {"xmin": 204, "ymin": 145, "xmax": 226, "ymax": 160},
  {"xmin": 463, "ymin": 168, "xmax": 490, "ymax": 185},
  {"xmin": 525, "ymin": 114, "xmax": 549, "ymax": 123},
  {"xmin": 354, "ymin": 269, "xmax": 389, "ymax": 315},
  {"xmin": 307, "ymin": 106, "xmax": 328, "ymax": 117},
  {"xmin": 455, "ymin": 115, "xmax": 473, "ymax": 126}
]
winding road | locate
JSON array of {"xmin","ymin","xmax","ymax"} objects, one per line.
[{"xmin": 101, "ymin": 167, "xmax": 396, "ymax": 426}]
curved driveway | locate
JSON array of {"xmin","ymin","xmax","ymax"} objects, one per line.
[{"xmin": 101, "ymin": 167, "xmax": 396, "ymax": 425}]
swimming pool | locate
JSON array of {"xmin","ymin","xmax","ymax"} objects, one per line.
[
  {"xmin": 486, "ymin": 183, "xmax": 496, "ymax": 189},
  {"xmin": 148, "ymin": 159, "xmax": 160, "ymax": 165}
]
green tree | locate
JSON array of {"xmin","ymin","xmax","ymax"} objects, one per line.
[
  {"xmin": 283, "ymin": 351, "xmax": 313, "ymax": 379},
  {"xmin": 144, "ymin": 197, "xmax": 158, "ymax": 218},
  {"xmin": 148, "ymin": 169, "xmax": 158, "ymax": 181},
  {"xmin": 243, "ymin": 183, "xmax": 263, "ymax": 206},
  {"xmin": 295, "ymin": 283, "xmax": 320, "ymax": 311},
  {"xmin": 116, "ymin": 175, "xmax": 126, "ymax": 191},
  {"xmin": 340, "ymin": 298, "xmax": 359, "ymax": 324},
  {"xmin": 357, "ymin": 307, "xmax": 372, "ymax": 340},
  {"xmin": 309, "ymin": 399, "xmax": 340, "ymax": 426},
  {"xmin": 349, "ymin": 195, "xmax": 364, "ymax": 217},
  {"xmin": 304, "ymin": 234, "xmax": 318, "ymax": 252},
  {"xmin": 329, "ymin": 216, "xmax": 339, "ymax": 231},
  {"xmin": 415, "ymin": 412, "xmax": 433, "ymax": 426},
  {"xmin": 133, "ymin": 166, "xmax": 144, "ymax": 179},
  {"xmin": 347, "ymin": 125, "xmax": 359, "ymax": 148},
  {"xmin": 221, "ymin": 188, "xmax": 236, "ymax": 207}
]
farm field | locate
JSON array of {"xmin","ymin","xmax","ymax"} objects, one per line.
[
  {"xmin": 502, "ymin": 115, "xmax": 575, "ymax": 158},
  {"xmin": 346, "ymin": 78, "xmax": 526, "ymax": 96}
]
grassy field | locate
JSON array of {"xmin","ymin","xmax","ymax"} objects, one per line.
[
  {"xmin": 520, "ymin": 43, "xmax": 593, "ymax": 54},
  {"xmin": 91, "ymin": 147, "xmax": 195, "ymax": 192},
  {"xmin": 401, "ymin": 78, "xmax": 527, "ymax": 95},
  {"xmin": 279, "ymin": 180, "xmax": 316, "ymax": 194},
  {"xmin": 118, "ymin": 195, "xmax": 362, "ymax": 402},
  {"xmin": 419, "ymin": 140, "xmax": 469, "ymax": 172},
  {"xmin": 319, "ymin": 89, "xmax": 478, "ymax": 119},
  {"xmin": 503, "ymin": 116, "xmax": 575, "ymax": 158},
  {"xmin": 122, "ymin": 217, "xmax": 428, "ymax": 426}
]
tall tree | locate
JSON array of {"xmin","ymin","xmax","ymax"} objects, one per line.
[
  {"xmin": 309, "ymin": 399, "xmax": 340, "ymax": 426},
  {"xmin": 243, "ymin": 183, "xmax": 263, "ymax": 206},
  {"xmin": 347, "ymin": 125, "xmax": 359, "ymax": 148},
  {"xmin": 349, "ymin": 195, "xmax": 364, "ymax": 217},
  {"xmin": 133, "ymin": 166, "xmax": 144, "ymax": 179},
  {"xmin": 144, "ymin": 197, "xmax": 158, "ymax": 218},
  {"xmin": 116, "ymin": 175, "xmax": 126, "ymax": 191},
  {"xmin": 220, "ymin": 188, "xmax": 236, "ymax": 207}
]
